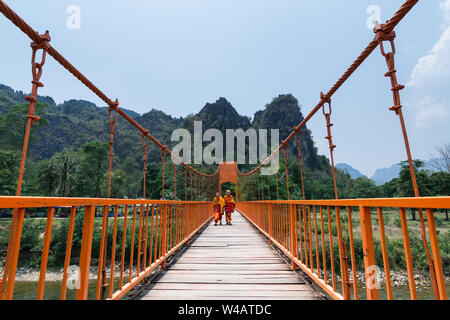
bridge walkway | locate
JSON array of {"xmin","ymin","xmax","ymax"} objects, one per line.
[{"xmin": 138, "ymin": 211, "xmax": 322, "ymax": 300}]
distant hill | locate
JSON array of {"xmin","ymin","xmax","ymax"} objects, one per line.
[
  {"xmin": 370, "ymin": 164, "xmax": 401, "ymax": 185},
  {"xmin": 0, "ymin": 84, "xmax": 327, "ymax": 171},
  {"xmin": 101, "ymin": 106, "xmax": 141, "ymax": 118},
  {"xmin": 252, "ymin": 94, "xmax": 326, "ymax": 171},
  {"xmin": 335, "ymin": 163, "xmax": 364, "ymax": 179},
  {"xmin": 183, "ymin": 97, "xmax": 252, "ymax": 134},
  {"xmin": 0, "ymin": 83, "xmax": 55, "ymax": 115}
]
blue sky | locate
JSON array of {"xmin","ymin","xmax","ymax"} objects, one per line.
[{"xmin": 0, "ymin": 0, "xmax": 449, "ymax": 177}]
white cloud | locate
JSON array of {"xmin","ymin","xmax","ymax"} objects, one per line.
[
  {"xmin": 413, "ymin": 97, "xmax": 450, "ymax": 129},
  {"xmin": 407, "ymin": 26, "xmax": 450, "ymax": 87},
  {"xmin": 407, "ymin": 1, "xmax": 450, "ymax": 128},
  {"xmin": 440, "ymin": 0, "xmax": 450, "ymax": 26},
  {"xmin": 408, "ymin": 0, "xmax": 450, "ymax": 87}
]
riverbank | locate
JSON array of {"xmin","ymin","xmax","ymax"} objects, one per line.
[
  {"xmin": 3, "ymin": 263, "xmax": 447, "ymax": 287},
  {"xmin": 333, "ymin": 270, "xmax": 449, "ymax": 288},
  {"xmin": 0, "ymin": 262, "xmax": 138, "ymax": 282}
]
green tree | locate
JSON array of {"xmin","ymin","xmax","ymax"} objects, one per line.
[
  {"xmin": 110, "ymin": 169, "xmax": 128, "ymax": 198},
  {"xmin": 0, "ymin": 103, "xmax": 48, "ymax": 151},
  {"xmin": 378, "ymin": 178, "xmax": 399, "ymax": 198},
  {"xmin": 144, "ymin": 162, "xmax": 163, "ymax": 199},
  {"xmin": 120, "ymin": 155, "xmax": 141, "ymax": 198},
  {"xmin": 397, "ymin": 160, "xmax": 432, "ymax": 197},
  {"xmin": 429, "ymin": 171, "xmax": 450, "ymax": 221},
  {"xmin": 397, "ymin": 160, "xmax": 432, "ymax": 220},
  {"xmin": 429, "ymin": 171, "xmax": 450, "ymax": 196},
  {"xmin": 37, "ymin": 159, "xmax": 58, "ymax": 196},
  {"xmin": 75, "ymin": 141, "xmax": 109, "ymax": 197},
  {"xmin": 336, "ymin": 169, "xmax": 354, "ymax": 199},
  {"xmin": 349, "ymin": 176, "xmax": 380, "ymax": 198},
  {"xmin": 52, "ymin": 148, "xmax": 79, "ymax": 197},
  {"xmin": 0, "ymin": 150, "xmax": 20, "ymax": 195}
]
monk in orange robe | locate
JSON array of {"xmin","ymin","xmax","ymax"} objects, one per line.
[
  {"xmin": 223, "ymin": 190, "xmax": 236, "ymax": 225},
  {"xmin": 213, "ymin": 192, "xmax": 225, "ymax": 226}
]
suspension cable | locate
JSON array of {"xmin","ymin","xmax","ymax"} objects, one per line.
[
  {"xmin": 275, "ymin": 172, "xmax": 279, "ymax": 200},
  {"xmin": 294, "ymin": 129, "xmax": 306, "ymax": 200},
  {"xmin": 375, "ymin": 23, "xmax": 439, "ymax": 299},
  {"xmin": 282, "ymin": 145, "xmax": 290, "ymax": 200},
  {"xmin": 173, "ymin": 164, "xmax": 177, "ymax": 200},
  {"xmin": 321, "ymin": 93, "xmax": 338, "ymax": 199},
  {"xmin": 16, "ymin": 31, "xmax": 50, "ymax": 196},
  {"xmin": 160, "ymin": 148, "xmax": 167, "ymax": 200},
  {"xmin": 141, "ymin": 132, "xmax": 149, "ymax": 199},
  {"xmin": 106, "ymin": 101, "xmax": 119, "ymax": 198},
  {"xmin": 184, "ymin": 166, "xmax": 187, "ymax": 201}
]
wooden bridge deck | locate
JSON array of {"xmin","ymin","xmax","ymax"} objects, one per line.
[{"xmin": 138, "ymin": 211, "xmax": 322, "ymax": 300}]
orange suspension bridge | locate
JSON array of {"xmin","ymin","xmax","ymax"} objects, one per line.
[{"xmin": 0, "ymin": 0, "xmax": 448, "ymax": 300}]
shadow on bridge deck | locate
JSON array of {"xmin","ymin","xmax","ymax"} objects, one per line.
[{"xmin": 137, "ymin": 211, "xmax": 323, "ymax": 300}]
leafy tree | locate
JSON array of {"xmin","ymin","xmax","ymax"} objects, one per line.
[
  {"xmin": 397, "ymin": 160, "xmax": 432, "ymax": 220},
  {"xmin": 144, "ymin": 162, "xmax": 163, "ymax": 199},
  {"xmin": 75, "ymin": 141, "xmax": 109, "ymax": 197},
  {"xmin": 0, "ymin": 150, "xmax": 20, "ymax": 195},
  {"xmin": 429, "ymin": 171, "xmax": 450, "ymax": 196},
  {"xmin": 429, "ymin": 171, "xmax": 450, "ymax": 221},
  {"xmin": 110, "ymin": 169, "xmax": 128, "ymax": 198},
  {"xmin": 0, "ymin": 103, "xmax": 48, "ymax": 151},
  {"xmin": 37, "ymin": 159, "xmax": 58, "ymax": 196},
  {"xmin": 120, "ymin": 155, "xmax": 141, "ymax": 198},
  {"xmin": 397, "ymin": 160, "xmax": 432, "ymax": 197},
  {"xmin": 336, "ymin": 169, "xmax": 354, "ymax": 199},
  {"xmin": 378, "ymin": 178, "xmax": 399, "ymax": 198},
  {"xmin": 52, "ymin": 148, "xmax": 79, "ymax": 196},
  {"xmin": 349, "ymin": 176, "xmax": 379, "ymax": 199}
]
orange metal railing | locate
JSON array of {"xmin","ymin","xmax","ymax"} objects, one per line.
[
  {"xmin": 0, "ymin": 197, "xmax": 212, "ymax": 300},
  {"xmin": 238, "ymin": 197, "xmax": 449, "ymax": 300}
]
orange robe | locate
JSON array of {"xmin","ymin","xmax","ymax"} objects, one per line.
[
  {"xmin": 213, "ymin": 196, "xmax": 225, "ymax": 223},
  {"xmin": 223, "ymin": 195, "xmax": 235, "ymax": 223}
]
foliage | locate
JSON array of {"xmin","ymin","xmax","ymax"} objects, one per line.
[
  {"xmin": 37, "ymin": 159, "xmax": 58, "ymax": 196},
  {"xmin": 349, "ymin": 176, "xmax": 379, "ymax": 199},
  {"xmin": 397, "ymin": 160, "xmax": 432, "ymax": 197},
  {"xmin": 0, "ymin": 102, "xmax": 48, "ymax": 152},
  {"xmin": 0, "ymin": 150, "xmax": 20, "ymax": 195},
  {"xmin": 74, "ymin": 141, "xmax": 109, "ymax": 197}
]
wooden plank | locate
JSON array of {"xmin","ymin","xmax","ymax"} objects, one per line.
[
  {"xmin": 161, "ymin": 270, "xmax": 301, "ymax": 275},
  {"xmin": 139, "ymin": 212, "xmax": 320, "ymax": 300},
  {"xmin": 142, "ymin": 290, "xmax": 316, "ymax": 299},
  {"xmin": 168, "ymin": 264, "xmax": 291, "ymax": 271},
  {"xmin": 177, "ymin": 258, "xmax": 283, "ymax": 264},
  {"xmin": 149, "ymin": 283, "xmax": 311, "ymax": 291},
  {"xmin": 155, "ymin": 276, "xmax": 301, "ymax": 284},
  {"xmin": 141, "ymin": 295, "xmax": 317, "ymax": 300}
]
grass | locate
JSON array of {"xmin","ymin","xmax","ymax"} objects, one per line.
[{"xmin": 289, "ymin": 206, "xmax": 450, "ymax": 275}]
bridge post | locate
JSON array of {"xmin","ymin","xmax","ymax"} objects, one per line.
[
  {"xmin": 76, "ymin": 205, "xmax": 95, "ymax": 300},
  {"xmin": 335, "ymin": 206, "xmax": 351, "ymax": 300},
  {"xmin": 2, "ymin": 208, "xmax": 25, "ymax": 300},
  {"xmin": 359, "ymin": 206, "xmax": 379, "ymax": 300},
  {"xmin": 161, "ymin": 204, "xmax": 168, "ymax": 270},
  {"xmin": 186, "ymin": 204, "xmax": 190, "ymax": 245},
  {"xmin": 290, "ymin": 204, "xmax": 297, "ymax": 271},
  {"xmin": 268, "ymin": 204, "xmax": 273, "ymax": 245},
  {"xmin": 425, "ymin": 209, "xmax": 448, "ymax": 300}
]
